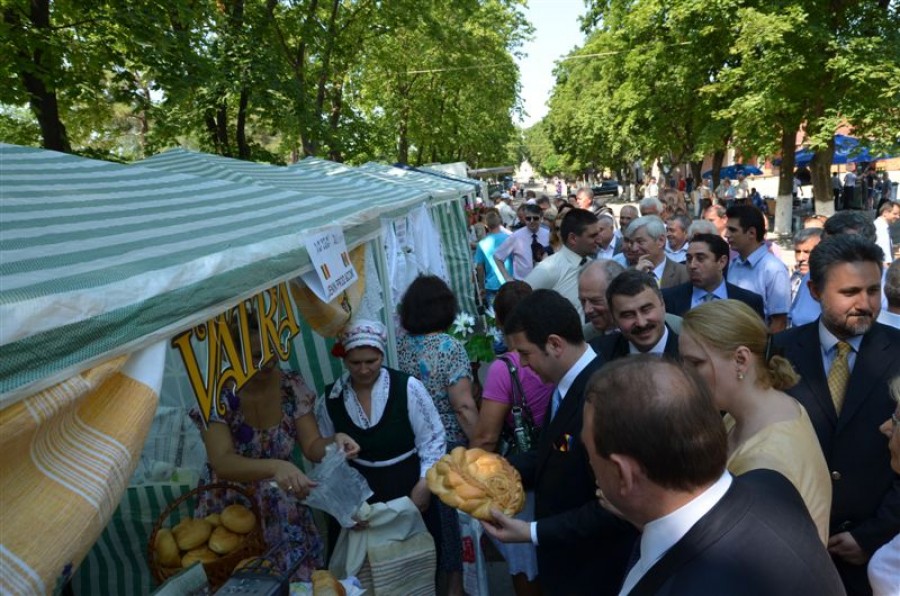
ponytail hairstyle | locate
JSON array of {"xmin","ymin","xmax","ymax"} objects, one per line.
[{"xmin": 682, "ymin": 299, "xmax": 799, "ymax": 390}]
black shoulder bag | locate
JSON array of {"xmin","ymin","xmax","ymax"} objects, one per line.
[{"xmin": 497, "ymin": 355, "xmax": 539, "ymax": 456}]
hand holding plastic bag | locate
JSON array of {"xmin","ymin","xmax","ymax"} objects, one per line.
[{"xmin": 303, "ymin": 444, "xmax": 373, "ymax": 527}]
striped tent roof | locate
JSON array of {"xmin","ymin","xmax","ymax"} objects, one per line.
[
  {"xmin": 291, "ymin": 157, "xmax": 472, "ymax": 201},
  {"xmin": 139, "ymin": 149, "xmax": 431, "ymax": 215},
  {"xmin": 0, "ymin": 144, "xmax": 427, "ymax": 407}
]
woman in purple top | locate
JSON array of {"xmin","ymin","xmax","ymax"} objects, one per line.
[
  {"xmin": 471, "ymin": 281, "xmax": 551, "ymax": 596},
  {"xmin": 473, "ymin": 282, "xmax": 553, "ymax": 452}
]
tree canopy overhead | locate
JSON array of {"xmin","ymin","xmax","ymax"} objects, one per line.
[
  {"xmin": 1, "ymin": 0, "xmax": 531, "ymax": 166},
  {"xmin": 538, "ymin": 0, "xmax": 899, "ymax": 208}
]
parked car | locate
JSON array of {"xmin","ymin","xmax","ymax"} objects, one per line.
[{"xmin": 592, "ymin": 180, "xmax": 623, "ymax": 199}]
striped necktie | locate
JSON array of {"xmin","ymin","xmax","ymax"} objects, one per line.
[
  {"xmin": 827, "ymin": 341, "xmax": 852, "ymax": 414},
  {"xmin": 550, "ymin": 388, "xmax": 563, "ymax": 420},
  {"xmin": 701, "ymin": 292, "xmax": 717, "ymax": 303}
]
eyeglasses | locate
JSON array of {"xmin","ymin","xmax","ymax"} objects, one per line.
[
  {"xmin": 524, "ymin": 216, "xmax": 541, "ymax": 222},
  {"xmin": 893, "ymin": 411, "xmax": 900, "ymax": 430}
]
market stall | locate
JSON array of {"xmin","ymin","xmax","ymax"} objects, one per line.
[{"xmin": 0, "ymin": 143, "xmax": 473, "ymax": 594}]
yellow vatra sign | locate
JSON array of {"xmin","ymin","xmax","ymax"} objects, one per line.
[{"xmin": 171, "ymin": 282, "xmax": 300, "ymax": 425}]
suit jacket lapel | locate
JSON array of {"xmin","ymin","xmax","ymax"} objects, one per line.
[
  {"xmin": 795, "ymin": 323, "xmax": 837, "ymax": 427},
  {"xmin": 663, "ymin": 325, "xmax": 680, "ymax": 357},
  {"xmin": 631, "ymin": 482, "xmax": 749, "ymax": 595},
  {"xmin": 536, "ymin": 357, "xmax": 602, "ymax": 475},
  {"xmin": 661, "ymin": 259, "xmax": 675, "ymax": 285},
  {"xmin": 837, "ymin": 326, "xmax": 892, "ymax": 433}
]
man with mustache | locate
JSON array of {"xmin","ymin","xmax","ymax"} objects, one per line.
[
  {"xmin": 590, "ymin": 269, "xmax": 679, "ymax": 361},
  {"xmin": 774, "ymin": 235, "xmax": 900, "ymax": 596}
]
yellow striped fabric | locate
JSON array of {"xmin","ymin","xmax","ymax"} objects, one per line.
[{"xmin": 0, "ymin": 356, "xmax": 159, "ymax": 595}]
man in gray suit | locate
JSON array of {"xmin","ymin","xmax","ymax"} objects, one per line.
[{"xmin": 625, "ymin": 216, "xmax": 689, "ymax": 289}]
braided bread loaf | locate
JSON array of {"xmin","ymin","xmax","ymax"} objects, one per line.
[{"xmin": 426, "ymin": 447, "xmax": 525, "ymax": 520}]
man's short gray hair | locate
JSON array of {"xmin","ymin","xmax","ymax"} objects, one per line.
[
  {"xmin": 666, "ymin": 214, "xmax": 690, "ymax": 232},
  {"xmin": 639, "ymin": 197, "xmax": 664, "ymax": 214},
  {"xmin": 626, "ymin": 215, "xmax": 666, "ymax": 240},
  {"xmin": 792, "ymin": 227, "xmax": 823, "ymax": 247},
  {"xmin": 576, "ymin": 186, "xmax": 594, "ymax": 200},
  {"xmin": 687, "ymin": 220, "xmax": 718, "ymax": 239}
]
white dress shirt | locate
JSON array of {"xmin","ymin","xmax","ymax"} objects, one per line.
[
  {"xmin": 529, "ymin": 345, "xmax": 597, "ymax": 545},
  {"xmin": 493, "ymin": 226, "xmax": 551, "ymax": 281},
  {"xmin": 619, "ymin": 472, "xmax": 734, "ymax": 595},
  {"xmin": 876, "ymin": 309, "xmax": 900, "ymax": 329},
  {"xmin": 525, "ymin": 245, "xmax": 589, "ymax": 317}
]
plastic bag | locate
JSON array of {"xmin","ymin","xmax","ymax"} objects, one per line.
[
  {"xmin": 303, "ymin": 444, "xmax": 373, "ymax": 527},
  {"xmin": 459, "ymin": 511, "xmax": 490, "ymax": 596}
]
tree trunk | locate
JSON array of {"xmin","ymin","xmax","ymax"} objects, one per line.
[
  {"xmin": 236, "ymin": 88, "xmax": 250, "ymax": 159},
  {"xmin": 774, "ymin": 126, "xmax": 797, "ymax": 235},
  {"xmin": 809, "ymin": 136, "xmax": 835, "ymax": 216},
  {"xmin": 216, "ymin": 101, "xmax": 231, "ymax": 156},
  {"xmin": 689, "ymin": 161, "xmax": 703, "ymax": 187},
  {"xmin": 6, "ymin": 0, "xmax": 71, "ymax": 152},
  {"xmin": 711, "ymin": 150, "xmax": 725, "ymax": 190},
  {"xmin": 328, "ymin": 77, "xmax": 344, "ymax": 162}
]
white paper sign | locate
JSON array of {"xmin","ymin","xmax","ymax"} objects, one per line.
[{"xmin": 301, "ymin": 226, "xmax": 359, "ymax": 302}]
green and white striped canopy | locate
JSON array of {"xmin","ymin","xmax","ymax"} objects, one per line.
[{"xmin": 0, "ymin": 144, "xmax": 437, "ymax": 407}]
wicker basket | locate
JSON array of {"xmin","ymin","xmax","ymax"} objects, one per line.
[{"xmin": 148, "ymin": 482, "xmax": 266, "ymax": 590}]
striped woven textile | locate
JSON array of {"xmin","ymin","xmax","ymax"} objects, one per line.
[
  {"xmin": 0, "ymin": 343, "xmax": 165, "ymax": 595},
  {"xmin": 69, "ymin": 483, "xmax": 192, "ymax": 595}
]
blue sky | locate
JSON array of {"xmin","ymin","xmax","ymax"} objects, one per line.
[{"xmin": 515, "ymin": 0, "xmax": 587, "ymax": 129}]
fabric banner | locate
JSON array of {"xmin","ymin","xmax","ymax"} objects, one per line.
[{"xmin": 0, "ymin": 342, "xmax": 165, "ymax": 595}]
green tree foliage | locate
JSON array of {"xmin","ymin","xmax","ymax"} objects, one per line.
[
  {"xmin": 562, "ymin": 0, "xmax": 899, "ymax": 218},
  {"xmin": 522, "ymin": 119, "xmax": 572, "ymax": 178},
  {"xmin": 0, "ymin": 0, "xmax": 530, "ymax": 166}
]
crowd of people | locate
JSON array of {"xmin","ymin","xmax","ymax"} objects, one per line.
[{"xmin": 186, "ymin": 182, "xmax": 899, "ymax": 596}]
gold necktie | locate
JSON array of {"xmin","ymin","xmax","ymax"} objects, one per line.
[{"xmin": 827, "ymin": 341, "xmax": 852, "ymax": 414}]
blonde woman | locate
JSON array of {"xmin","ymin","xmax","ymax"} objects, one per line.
[{"xmin": 679, "ymin": 299, "xmax": 831, "ymax": 543}]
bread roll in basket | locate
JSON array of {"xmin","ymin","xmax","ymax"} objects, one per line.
[{"xmin": 426, "ymin": 447, "xmax": 525, "ymax": 520}]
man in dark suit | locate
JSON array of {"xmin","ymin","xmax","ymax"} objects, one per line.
[
  {"xmin": 583, "ymin": 356, "xmax": 845, "ymax": 595},
  {"xmin": 661, "ymin": 233, "xmax": 765, "ymax": 319},
  {"xmin": 591, "ymin": 270, "xmax": 679, "ymax": 361},
  {"xmin": 625, "ymin": 215, "xmax": 689, "ymax": 289},
  {"xmin": 482, "ymin": 289, "xmax": 637, "ymax": 595},
  {"xmin": 773, "ymin": 235, "xmax": 900, "ymax": 595}
]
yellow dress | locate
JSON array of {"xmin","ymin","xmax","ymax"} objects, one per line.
[{"xmin": 725, "ymin": 403, "xmax": 831, "ymax": 544}]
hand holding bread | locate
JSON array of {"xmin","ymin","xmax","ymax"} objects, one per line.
[{"xmin": 426, "ymin": 447, "xmax": 525, "ymax": 520}]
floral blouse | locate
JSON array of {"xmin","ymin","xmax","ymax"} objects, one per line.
[{"xmin": 397, "ymin": 332, "xmax": 472, "ymax": 445}]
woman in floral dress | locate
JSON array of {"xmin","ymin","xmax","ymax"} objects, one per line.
[
  {"xmin": 189, "ymin": 319, "xmax": 358, "ymax": 581},
  {"xmin": 397, "ymin": 275, "xmax": 478, "ymax": 596}
]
